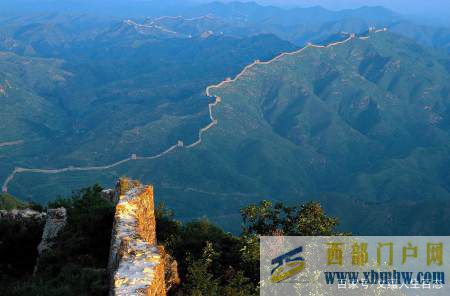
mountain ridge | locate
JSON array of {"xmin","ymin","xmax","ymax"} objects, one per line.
[
  {"xmin": 1, "ymin": 7, "xmax": 450, "ymax": 235},
  {"xmin": 2, "ymin": 29, "xmax": 371, "ymax": 193}
]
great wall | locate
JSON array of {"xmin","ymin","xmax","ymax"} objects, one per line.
[
  {"xmin": 108, "ymin": 178, "xmax": 179, "ymax": 295},
  {"xmin": 0, "ymin": 178, "xmax": 179, "ymax": 295},
  {"xmin": 0, "ymin": 140, "xmax": 24, "ymax": 148},
  {"xmin": 1, "ymin": 28, "xmax": 388, "ymax": 194},
  {"xmin": 0, "ymin": 27, "xmax": 389, "ymax": 295}
]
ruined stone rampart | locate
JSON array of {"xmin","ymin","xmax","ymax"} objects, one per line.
[{"xmin": 108, "ymin": 179, "xmax": 171, "ymax": 296}]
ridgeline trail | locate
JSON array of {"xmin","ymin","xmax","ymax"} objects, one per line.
[
  {"xmin": 150, "ymin": 15, "xmax": 215, "ymax": 23},
  {"xmin": 124, "ymin": 19, "xmax": 179, "ymax": 35},
  {"xmin": 125, "ymin": 15, "xmax": 216, "ymax": 37},
  {"xmin": 1, "ymin": 28, "xmax": 387, "ymax": 193},
  {"xmin": 0, "ymin": 140, "xmax": 23, "ymax": 148}
]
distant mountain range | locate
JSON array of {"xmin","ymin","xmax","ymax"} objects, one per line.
[{"xmin": 2, "ymin": 2, "xmax": 449, "ymax": 53}]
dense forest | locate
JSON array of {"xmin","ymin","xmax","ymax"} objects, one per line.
[{"xmin": 0, "ymin": 186, "xmax": 340, "ymax": 295}]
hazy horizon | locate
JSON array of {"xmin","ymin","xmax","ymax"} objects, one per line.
[
  {"xmin": 197, "ymin": 0, "xmax": 450, "ymax": 23},
  {"xmin": 2, "ymin": 0, "xmax": 449, "ymax": 24}
]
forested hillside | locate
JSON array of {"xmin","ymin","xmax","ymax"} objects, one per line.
[{"xmin": 1, "ymin": 2, "xmax": 450, "ymax": 234}]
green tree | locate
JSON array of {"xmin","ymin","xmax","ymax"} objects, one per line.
[
  {"xmin": 241, "ymin": 200, "xmax": 339, "ymax": 236},
  {"xmin": 183, "ymin": 242, "xmax": 220, "ymax": 296},
  {"xmin": 11, "ymin": 185, "xmax": 115, "ymax": 296},
  {"xmin": 239, "ymin": 200, "xmax": 341, "ymax": 286}
]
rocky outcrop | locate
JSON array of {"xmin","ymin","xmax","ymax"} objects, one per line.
[
  {"xmin": 108, "ymin": 179, "xmax": 178, "ymax": 296},
  {"xmin": 0, "ymin": 208, "xmax": 46, "ymax": 220},
  {"xmin": 33, "ymin": 207, "xmax": 67, "ymax": 274},
  {"xmin": 37, "ymin": 207, "xmax": 67, "ymax": 255}
]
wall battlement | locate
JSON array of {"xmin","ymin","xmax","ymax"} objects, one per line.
[{"xmin": 108, "ymin": 179, "xmax": 167, "ymax": 296}]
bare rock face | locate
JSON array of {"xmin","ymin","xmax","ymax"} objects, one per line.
[
  {"xmin": 33, "ymin": 207, "xmax": 67, "ymax": 274},
  {"xmin": 37, "ymin": 207, "xmax": 67, "ymax": 255},
  {"xmin": 108, "ymin": 178, "xmax": 178, "ymax": 296},
  {"xmin": 164, "ymin": 253, "xmax": 181, "ymax": 292}
]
